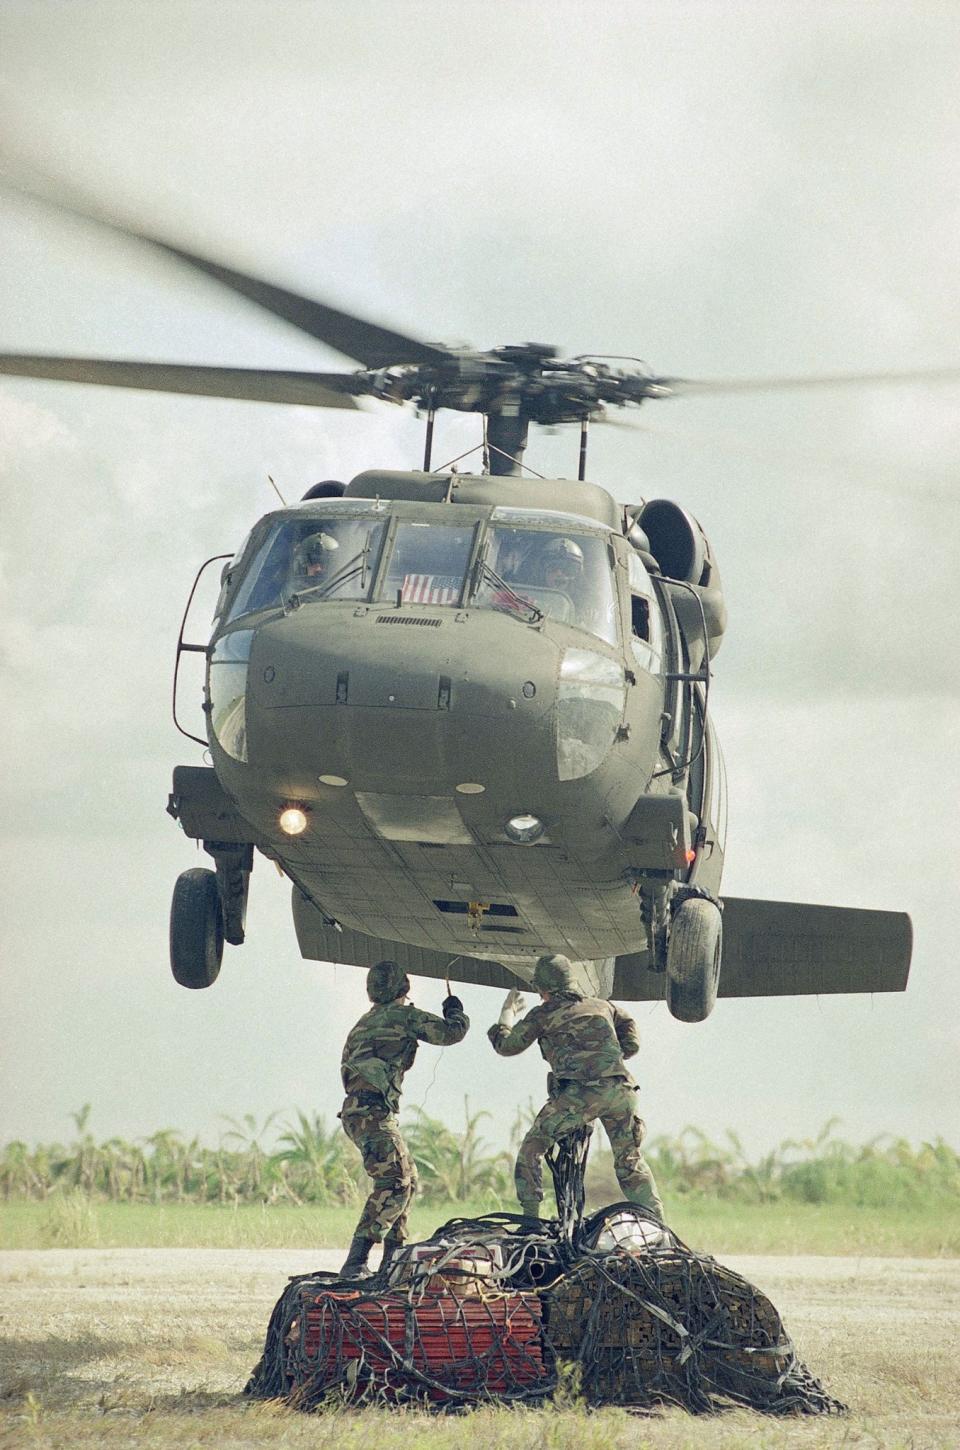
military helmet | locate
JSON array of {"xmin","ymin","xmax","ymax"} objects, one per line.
[
  {"xmin": 539, "ymin": 537, "xmax": 584, "ymax": 584},
  {"xmin": 300, "ymin": 530, "xmax": 339, "ymax": 569},
  {"xmin": 367, "ymin": 959, "xmax": 410, "ymax": 1003},
  {"xmin": 542, "ymin": 537, "xmax": 584, "ymax": 566},
  {"xmin": 533, "ymin": 953, "xmax": 577, "ymax": 994}
]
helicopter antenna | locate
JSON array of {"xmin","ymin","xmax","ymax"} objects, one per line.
[
  {"xmin": 266, "ymin": 474, "xmax": 287, "ymax": 506},
  {"xmin": 578, "ymin": 418, "xmax": 589, "ymax": 480}
]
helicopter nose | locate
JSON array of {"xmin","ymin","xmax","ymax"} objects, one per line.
[{"xmin": 245, "ymin": 610, "xmax": 564, "ymax": 802}]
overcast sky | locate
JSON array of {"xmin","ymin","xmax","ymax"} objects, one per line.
[{"xmin": 1, "ymin": 0, "xmax": 958, "ymax": 1161}]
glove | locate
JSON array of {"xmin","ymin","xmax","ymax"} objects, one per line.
[
  {"xmin": 497, "ymin": 989, "xmax": 526, "ymax": 1029},
  {"xmin": 442, "ymin": 994, "xmax": 464, "ymax": 1018}
]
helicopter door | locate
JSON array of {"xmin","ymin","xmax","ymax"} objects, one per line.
[
  {"xmin": 653, "ymin": 579, "xmax": 691, "ymax": 768},
  {"xmin": 685, "ymin": 685, "xmax": 706, "ymax": 833},
  {"xmin": 701, "ymin": 711, "xmax": 727, "ymax": 856}
]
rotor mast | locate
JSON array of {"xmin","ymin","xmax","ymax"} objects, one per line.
[{"xmin": 484, "ymin": 409, "xmax": 530, "ymax": 476}]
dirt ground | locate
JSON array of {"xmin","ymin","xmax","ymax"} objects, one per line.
[{"xmin": 1, "ymin": 1247, "xmax": 958, "ymax": 1449}]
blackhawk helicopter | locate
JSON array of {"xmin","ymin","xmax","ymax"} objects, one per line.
[{"xmin": 1, "ymin": 188, "xmax": 920, "ymax": 1021}]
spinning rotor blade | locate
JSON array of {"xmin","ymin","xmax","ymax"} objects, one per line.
[
  {"xmin": 2, "ymin": 172, "xmax": 450, "ymax": 368},
  {"xmin": 0, "ymin": 354, "xmax": 362, "ymax": 408},
  {"xmin": 654, "ymin": 366, "xmax": 960, "ymax": 397},
  {"xmin": 147, "ymin": 239, "xmax": 449, "ymax": 368}
]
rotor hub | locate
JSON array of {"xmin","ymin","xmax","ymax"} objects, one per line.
[{"xmin": 363, "ymin": 348, "xmax": 659, "ymax": 426}]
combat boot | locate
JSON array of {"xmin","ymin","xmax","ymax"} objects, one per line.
[
  {"xmin": 340, "ymin": 1232, "xmax": 375, "ymax": 1279},
  {"xmin": 379, "ymin": 1233, "xmax": 404, "ymax": 1274}
]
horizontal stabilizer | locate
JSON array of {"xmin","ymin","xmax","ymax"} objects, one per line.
[
  {"xmin": 294, "ymin": 891, "xmax": 911, "ymax": 1004},
  {"xmin": 613, "ymin": 896, "xmax": 912, "ymax": 1001}
]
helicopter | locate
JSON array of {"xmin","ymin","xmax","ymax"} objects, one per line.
[{"xmin": 0, "ymin": 188, "xmax": 920, "ymax": 1023}]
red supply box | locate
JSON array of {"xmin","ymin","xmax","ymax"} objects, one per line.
[{"xmin": 289, "ymin": 1287, "xmax": 545, "ymax": 1402}]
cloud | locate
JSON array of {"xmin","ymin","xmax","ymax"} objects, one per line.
[
  {"xmin": 0, "ymin": 392, "xmax": 78, "ymax": 464},
  {"xmin": 1, "ymin": 0, "xmax": 957, "ymax": 1151}
]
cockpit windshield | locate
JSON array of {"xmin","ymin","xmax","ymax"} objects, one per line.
[
  {"xmin": 226, "ymin": 512, "xmax": 388, "ymax": 622},
  {"xmin": 223, "ymin": 505, "xmax": 617, "ymax": 646},
  {"xmin": 473, "ymin": 523, "xmax": 618, "ymax": 645}
]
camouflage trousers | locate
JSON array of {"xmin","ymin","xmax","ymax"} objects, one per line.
[
  {"xmin": 516, "ymin": 1078, "xmax": 663, "ymax": 1219},
  {"xmin": 340, "ymin": 1096, "xmax": 418, "ymax": 1244}
]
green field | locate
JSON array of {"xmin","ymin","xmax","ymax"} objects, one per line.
[
  {"xmin": 4, "ymin": 1111, "xmax": 959, "ymax": 1258},
  {"xmin": 3, "ymin": 1193, "xmax": 958, "ymax": 1255}
]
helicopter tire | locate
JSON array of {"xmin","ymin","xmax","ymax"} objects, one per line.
[
  {"xmin": 665, "ymin": 897, "xmax": 722, "ymax": 1023},
  {"xmin": 170, "ymin": 867, "xmax": 224, "ymax": 990}
]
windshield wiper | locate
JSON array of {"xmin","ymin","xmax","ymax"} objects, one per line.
[{"xmin": 478, "ymin": 562, "xmax": 543, "ymax": 624}]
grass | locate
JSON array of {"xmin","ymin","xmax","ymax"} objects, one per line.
[
  {"xmin": 3, "ymin": 1193, "xmax": 959, "ymax": 1255},
  {"xmin": 4, "ymin": 1124, "xmax": 958, "ymax": 1450},
  {"xmin": 4, "ymin": 1111, "xmax": 960, "ymax": 1260},
  {"xmin": 1, "ymin": 1250, "xmax": 959, "ymax": 1448},
  {"xmin": 0, "ymin": 1196, "xmax": 499, "ymax": 1251}
]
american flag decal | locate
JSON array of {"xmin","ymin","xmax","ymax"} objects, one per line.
[{"xmin": 401, "ymin": 574, "xmax": 462, "ymax": 605}]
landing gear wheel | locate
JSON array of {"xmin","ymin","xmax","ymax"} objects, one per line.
[
  {"xmin": 170, "ymin": 867, "xmax": 224, "ymax": 989},
  {"xmin": 666, "ymin": 897, "xmax": 722, "ymax": 1023}
]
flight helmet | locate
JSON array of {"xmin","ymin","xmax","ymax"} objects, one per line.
[
  {"xmin": 539, "ymin": 537, "xmax": 584, "ymax": 587},
  {"xmin": 299, "ymin": 530, "xmax": 339, "ymax": 576}
]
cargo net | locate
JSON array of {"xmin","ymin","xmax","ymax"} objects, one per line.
[{"xmin": 246, "ymin": 1128, "xmax": 844, "ymax": 1416}]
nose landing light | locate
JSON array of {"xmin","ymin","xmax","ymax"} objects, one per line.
[
  {"xmin": 279, "ymin": 807, "xmax": 309, "ymax": 835},
  {"xmin": 505, "ymin": 813, "xmax": 545, "ymax": 844}
]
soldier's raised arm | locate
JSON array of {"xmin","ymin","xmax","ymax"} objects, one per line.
[
  {"xmin": 612, "ymin": 1003, "xmax": 640, "ymax": 1059},
  {"xmin": 410, "ymin": 994, "xmax": 469, "ymax": 1046},
  {"xmin": 488, "ymin": 989, "xmax": 541, "ymax": 1057}
]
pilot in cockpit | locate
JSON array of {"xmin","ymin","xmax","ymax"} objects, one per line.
[
  {"xmin": 535, "ymin": 536, "xmax": 584, "ymax": 592},
  {"xmin": 295, "ymin": 530, "xmax": 340, "ymax": 583},
  {"xmin": 495, "ymin": 534, "xmax": 530, "ymax": 584},
  {"xmin": 534, "ymin": 535, "xmax": 612, "ymax": 637}
]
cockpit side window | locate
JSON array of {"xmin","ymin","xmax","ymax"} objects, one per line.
[
  {"xmin": 225, "ymin": 528, "xmax": 286, "ymax": 622},
  {"xmin": 627, "ymin": 551, "xmax": 663, "ymax": 671},
  {"xmin": 473, "ymin": 526, "xmax": 619, "ymax": 646}
]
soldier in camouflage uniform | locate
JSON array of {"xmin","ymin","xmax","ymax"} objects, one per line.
[
  {"xmin": 339, "ymin": 960, "xmax": 469, "ymax": 1278},
  {"xmin": 488, "ymin": 953, "xmax": 663, "ymax": 1222}
]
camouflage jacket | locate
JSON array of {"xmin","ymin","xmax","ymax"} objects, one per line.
[
  {"xmin": 487, "ymin": 993, "xmax": 638, "ymax": 1087},
  {"xmin": 341, "ymin": 1001, "xmax": 469, "ymax": 1111}
]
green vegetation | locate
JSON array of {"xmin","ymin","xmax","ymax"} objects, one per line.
[
  {"xmin": 2, "ymin": 1193, "xmax": 958, "ymax": 1255},
  {"xmin": 0, "ymin": 1102, "xmax": 514, "ymax": 1208},
  {"xmin": 2, "ymin": 1108, "xmax": 958, "ymax": 1254},
  {"xmin": 594, "ymin": 1116, "xmax": 960, "ymax": 1211}
]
